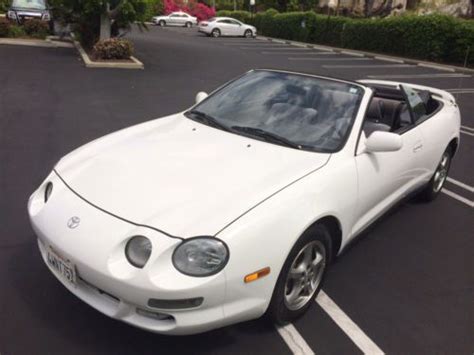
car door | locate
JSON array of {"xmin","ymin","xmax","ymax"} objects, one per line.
[
  {"xmin": 352, "ymin": 93, "xmax": 425, "ymax": 236},
  {"xmin": 228, "ymin": 19, "xmax": 243, "ymax": 36},
  {"xmin": 168, "ymin": 14, "xmax": 179, "ymax": 26},
  {"xmin": 217, "ymin": 20, "xmax": 231, "ymax": 35},
  {"xmin": 400, "ymin": 84, "xmax": 446, "ymax": 181}
]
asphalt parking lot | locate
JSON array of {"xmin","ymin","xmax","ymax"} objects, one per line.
[{"xmin": 0, "ymin": 25, "xmax": 473, "ymax": 355}]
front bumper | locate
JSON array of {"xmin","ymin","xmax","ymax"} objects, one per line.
[{"xmin": 28, "ymin": 172, "xmax": 234, "ymax": 335}]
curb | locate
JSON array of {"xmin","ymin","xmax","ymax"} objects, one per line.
[
  {"xmin": 73, "ymin": 39, "xmax": 144, "ymax": 70},
  {"xmin": 0, "ymin": 37, "xmax": 73, "ymax": 48},
  {"xmin": 256, "ymin": 35, "xmax": 474, "ymax": 75}
]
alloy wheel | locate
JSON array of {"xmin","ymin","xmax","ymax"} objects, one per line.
[
  {"xmin": 284, "ymin": 240, "xmax": 326, "ymax": 311},
  {"xmin": 433, "ymin": 151, "xmax": 450, "ymax": 193}
]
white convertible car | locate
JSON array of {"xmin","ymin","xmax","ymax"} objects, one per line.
[{"xmin": 28, "ymin": 70, "xmax": 460, "ymax": 335}]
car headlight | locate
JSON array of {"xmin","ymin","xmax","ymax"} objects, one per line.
[
  {"xmin": 172, "ymin": 237, "xmax": 229, "ymax": 277},
  {"xmin": 125, "ymin": 236, "xmax": 152, "ymax": 268},
  {"xmin": 44, "ymin": 182, "xmax": 53, "ymax": 203}
]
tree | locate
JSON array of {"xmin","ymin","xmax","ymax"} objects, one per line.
[{"xmin": 50, "ymin": 0, "xmax": 148, "ymax": 46}]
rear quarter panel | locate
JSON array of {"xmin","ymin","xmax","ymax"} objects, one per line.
[{"xmin": 418, "ymin": 99, "xmax": 461, "ymax": 180}]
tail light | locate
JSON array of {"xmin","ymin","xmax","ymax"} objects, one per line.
[{"xmin": 200, "ymin": 22, "xmax": 208, "ymax": 26}]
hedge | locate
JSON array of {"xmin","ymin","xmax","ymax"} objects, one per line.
[{"xmin": 219, "ymin": 11, "xmax": 474, "ymax": 66}]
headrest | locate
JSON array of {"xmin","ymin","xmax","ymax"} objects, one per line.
[{"xmin": 366, "ymin": 98, "xmax": 384, "ymax": 120}]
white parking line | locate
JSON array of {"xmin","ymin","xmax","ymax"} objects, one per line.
[
  {"xmin": 417, "ymin": 63, "xmax": 456, "ymax": 72},
  {"xmin": 276, "ymin": 324, "xmax": 315, "ymax": 355},
  {"xmin": 323, "ymin": 64, "xmax": 413, "ymax": 69},
  {"xmin": 316, "ymin": 291, "xmax": 384, "ymax": 354},
  {"xmin": 461, "ymin": 125, "xmax": 474, "ymax": 132},
  {"xmin": 262, "ymin": 51, "xmax": 334, "ymax": 55},
  {"xmin": 241, "ymin": 47, "xmax": 311, "ymax": 51},
  {"xmin": 442, "ymin": 188, "xmax": 474, "ymax": 207},
  {"xmin": 340, "ymin": 50, "xmax": 365, "ymax": 57},
  {"xmin": 461, "ymin": 130, "xmax": 474, "ymax": 137},
  {"xmin": 447, "ymin": 89, "xmax": 474, "ymax": 94},
  {"xmin": 223, "ymin": 43, "xmax": 289, "ymax": 46},
  {"xmin": 367, "ymin": 73, "xmax": 471, "ymax": 79},
  {"xmin": 374, "ymin": 56, "xmax": 405, "ymax": 63},
  {"xmin": 289, "ymin": 57, "xmax": 371, "ymax": 61},
  {"xmin": 446, "ymin": 177, "xmax": 474, "ymax": 193}
]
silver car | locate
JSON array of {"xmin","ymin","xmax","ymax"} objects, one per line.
[
  {"xmin": 199, "ymin": 17, "xmax": 257, "ymax": 38},
  {"xmin": 153, "ymin": 11, "xmax": 198, "ymax": 28}
]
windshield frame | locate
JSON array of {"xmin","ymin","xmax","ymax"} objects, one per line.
[
  {"xmin": 185, "ymin": 69, "xmax": 368, "ymax": 154},
  {"xmin": 11, "ymin": 0, "xmax": 47, "ymax": 10}
]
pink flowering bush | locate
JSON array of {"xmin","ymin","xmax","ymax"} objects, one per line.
[{"xmin": 164, "ymin": 0, "xmax": 215, "ymax": 21}]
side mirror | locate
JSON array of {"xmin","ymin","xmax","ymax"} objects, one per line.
[
  {"xmin": 195, "ymin": 91, "xmax": 208, "ymax": 104},
  {"xmin": 365, "ymin": 131, "xmax": 403, "ymax": 153}
]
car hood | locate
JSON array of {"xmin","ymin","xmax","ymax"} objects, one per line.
[{"xmin": 55, "ymin": 114, "xmax": 329, "ymax": 238}]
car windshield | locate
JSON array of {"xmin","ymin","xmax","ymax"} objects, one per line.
[
  {"xmin": 12, "ymin": 0, "xmax": 46, "ymax": 9},
  {"xmin": 188, "ymin": 70, "xmax": 364, "ymax": 152}
]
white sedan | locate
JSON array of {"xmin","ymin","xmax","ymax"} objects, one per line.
[
  {"xmin": 152, "ymin": 11, "xmax": 198, "ymax": 27},
  {"xmin": 28, "ymin": 70, "xmax": 460, "ymax": 335},
  {"xmin": 199, "ymin": 17, "xmax": 256, "ymax": 38}
]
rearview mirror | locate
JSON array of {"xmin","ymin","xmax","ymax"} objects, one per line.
[
  {"xmin": 365, "ymin": 131, "xmax": 402, "ymax": 153},
  {"xmin": 195, "ymin": 92, "xmax": 208, "ymax": 104}
]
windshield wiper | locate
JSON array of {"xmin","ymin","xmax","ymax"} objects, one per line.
[
  {"xmin": 186, "ymin": 110, "xmax": 233, "ymax": 133},
  {"xmin": 231, "ymin": 126, "xmax": 302, "ymax": 150}
]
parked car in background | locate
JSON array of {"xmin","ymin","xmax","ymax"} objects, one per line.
[
  {"xmin": 199, "ymin": 17, "xmax": 256, "ymax": 38},
  {"xmin": 7, "ymin": 0, "xmax": 51, "ymax": 25},
  {"xmin": 152, "ymin": 11, "xmax": 198, "ymax": 27}
]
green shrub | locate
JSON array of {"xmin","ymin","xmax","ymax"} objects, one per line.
[
  {"xmin": 23, "ymin": 19, "xmax": 50, "ymax": 38},
  {"xmin": 143, "ymin": 0, "xmax": 164, "ymax": 20},
  {"xmin": 0, "ymin": 0, "xmax": 9, "ymax": 12},
  {"xmin": 92, "ymin": 38, "xmax": 134, "ymax": 60},
  {"xmin": 0, "ymin": 17, "xmax": 11, "ymax": 37},
  {"xmin": 308, "ymin": 14, "xmax": 351, "ymax": 47},
  {"xmin": 9, "ymin": 24, "xmax": 26, "ymax": 38},
  {"xmin": 222, "ymin": 10, "xmax": 473, "ymax": 66},
  {"xmin": 216, "ymin": 10, "xmax": 252, "ymax": 24}
]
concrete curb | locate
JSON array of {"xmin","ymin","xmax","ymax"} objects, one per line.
[
  {"xmin": 0, "ymin": 37, "xmax": 73, "ymax": 48},
  {"xmin": 73, "ymin": 39, "xmax": 144, "ymax": 70},
  {"xmin": 256, "ymin": 35, "xmax": 474, "ymax": 75}
]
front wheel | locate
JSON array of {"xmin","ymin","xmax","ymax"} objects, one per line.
[
  {"xmin": 211, "ymin": 28, "xmax": 221, "ymax": 38},
  {"xmin": 159, "ymin": 20, "xmax": 166, "ymax": 27},
  {"xmin": 267, "ymin": 224, "xmax": 331, "ymax": 324},
  {"xmin": 418, "ymin": 148, "xmax": 452, "ymax": 202},
  {"xmin": 185, "ymin": 22, "xmax": 192, "ymax": 28},
  {"xmin": 244, "ymin": 29, "xmax": 253, "ymax": 38}
]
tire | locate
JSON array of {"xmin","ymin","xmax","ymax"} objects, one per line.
[
  {"xmin": 417, "ymin": 147, "xmax": 452, "ymax": 202},
  {"xmin": 185, "ymin": 22, "xmax": 192, "ymax": 28},
  {"xmin": 244, "ymin": 29, "xmax": 253, "ymax": 38},
  {"xmin": 267, "ymin": 224, "xmax": 332, "ymax": 324},
  {"xmin": 211, "ymin": 28, "xmax": 221, "ymax": 38},
  {"xmin": 159, "ymin": 20, "xmax": 166, "ymax": 27}
]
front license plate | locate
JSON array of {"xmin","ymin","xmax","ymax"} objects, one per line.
[{"xmin": 47, "ymin": 247, "xmax": 77, "ymax": 286}]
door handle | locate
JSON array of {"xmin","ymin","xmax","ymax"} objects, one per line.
[{"xmin": 413, "ymin": 144, "xmax": 423, "ymax": 153}]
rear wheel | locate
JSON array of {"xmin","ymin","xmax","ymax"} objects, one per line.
[
  {"xmin": 244, "ymin": 29, "xmax": 253, "ymax": 38},
  {"xmin": 159, "ymin": 20, "xmax": 166, "ymax": 27},
  {"xmin": 211, "ymin": 28, "xmax": 221, "ymax": 38},
  {"xmin": 418, "ymin": 148, "xmax": 452, "ymax": 202},
  {"xmin": 268, "ymin": 224, "xmax": 331, "ymax": 324}
]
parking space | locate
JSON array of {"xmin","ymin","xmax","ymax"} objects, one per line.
[{"xmin": 0, "ymin": 24, "xmax": 472, "ymax": 355}]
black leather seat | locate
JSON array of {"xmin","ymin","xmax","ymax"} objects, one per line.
[{"xmin": 365, "ymin": 97, "xmax": 404, "ymax": 132}]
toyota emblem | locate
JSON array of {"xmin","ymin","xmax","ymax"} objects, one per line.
[{"xmin": 67, "ymin": 216, "xmax": 81, "ymax": 229}]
